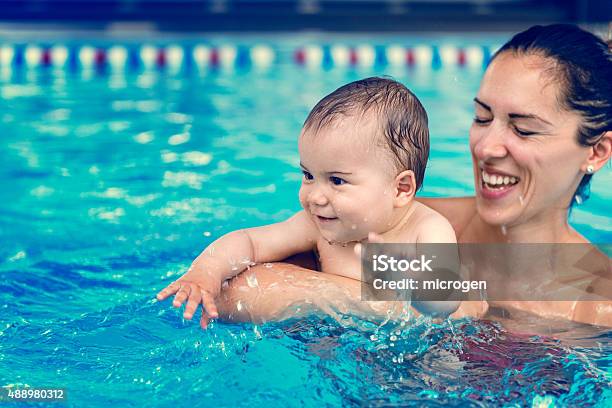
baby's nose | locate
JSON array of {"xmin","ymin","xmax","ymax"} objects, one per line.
[{"xmin": 308, "ymin": 188, "xmax": 329, "ymax": 206}]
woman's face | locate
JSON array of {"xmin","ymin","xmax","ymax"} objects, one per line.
[{"xmin": 469, "ymin": 52, "xmax": 589, "ymax": 227}]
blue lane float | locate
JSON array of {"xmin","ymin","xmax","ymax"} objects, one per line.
[{"xmin": 0, "ymin": 43, "xmax": 498, "ymax": 71}]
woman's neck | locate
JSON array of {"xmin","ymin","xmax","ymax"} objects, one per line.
[{"xmin": 471, "ymin": 206, "xmax": 585, "ymax": 243}]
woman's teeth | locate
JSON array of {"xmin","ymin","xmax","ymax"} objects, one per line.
[{"xmin": 481, "ymin": 170, "xmax": 519, "ymax": 188}]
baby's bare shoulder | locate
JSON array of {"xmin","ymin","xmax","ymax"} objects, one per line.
[{"xmin": 407, "ymin": 202, "xmax": 457, "ymax": 243}]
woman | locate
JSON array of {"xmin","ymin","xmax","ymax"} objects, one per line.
[{"xmin": 212, "ymin": 24, "xmax": 612, "ymax": 328}]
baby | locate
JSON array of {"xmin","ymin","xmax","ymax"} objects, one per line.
[{"xmin": 156, "ymin": 77, "xmax": 457, "ymax": 328}]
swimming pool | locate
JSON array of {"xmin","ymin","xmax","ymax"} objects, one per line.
[{"xmin": 0, "ymin": 33, "xmax": 610, "ymax": 407}]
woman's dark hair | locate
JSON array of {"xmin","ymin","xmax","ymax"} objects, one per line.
[{"xmin": 491, "ymin": 24, "xmax": 612, "ymax": 207}]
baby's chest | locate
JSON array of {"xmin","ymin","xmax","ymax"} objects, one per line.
[{"xmin": 316, "ymin": 241, "xmax": 363, "ymax": 281}]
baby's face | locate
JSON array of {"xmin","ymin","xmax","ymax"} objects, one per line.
[{"xmin": 298, "ymin": 117, "xmax": 399, "ymax": 244}]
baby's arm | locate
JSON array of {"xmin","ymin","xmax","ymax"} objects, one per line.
[
  {"xmin": 415, "ymin": 212, "xmax": 457, "ymax": 244},
  {"xmin": 414, "ymin": 212, "xmax": 489, "ymax": 318},
  {"xmin": 411, "ymin": 212, "xmax": 462, "ymax": 316},
  {"xmin": 156, "ymin": 211, "xmax": 318, "ymax": 328}
]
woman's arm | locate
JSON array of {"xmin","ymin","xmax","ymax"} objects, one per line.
[{"xmin": 216, "ymin": 263, "xmax": 400, "ymax": 324}]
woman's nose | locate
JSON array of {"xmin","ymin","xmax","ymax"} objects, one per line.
[{"xmin": 473, "ymin": 125, "xmax": 508, "ymax": 160}]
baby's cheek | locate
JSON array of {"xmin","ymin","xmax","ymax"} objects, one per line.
[{"xmin": 298, "ymin": 188, "xmax": 308, "ymax": 209}]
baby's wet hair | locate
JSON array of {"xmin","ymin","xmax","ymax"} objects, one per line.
[{"xmin": 302, "ymin": 77, "xmax": 429, "ymax": 190}]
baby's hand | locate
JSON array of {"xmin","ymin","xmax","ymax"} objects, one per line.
[
  {"xmin": 353, "ymin": 232, "xmax": 386, "ymax": 259},
  {"xmin": 156, "ymin": 270, "xmax": 220, "ymax": 329}
]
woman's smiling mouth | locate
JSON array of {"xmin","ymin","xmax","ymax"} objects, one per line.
[{"xmin": 480, "ymin": 168, "xmax": 521, "ymax": 199}]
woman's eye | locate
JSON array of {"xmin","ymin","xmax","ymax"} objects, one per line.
[
  {"xmin": 330, "ymin": 176, "xmax": 346, "ymax": 186},
  {"xmin": 514, "ymin": 127, "xmax": 537, "ymax": 137},
  {"xmin": 302, "ymin": 170, "xmax": 313, "ymax": 180},
  {"xmin": 473, "ymin": 116, "xmax": 492, "ymax": 125}
]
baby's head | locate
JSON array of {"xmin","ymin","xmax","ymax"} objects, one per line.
[{"xmin": 298, "ymin": 77, "xmax": 430, "ymax": 243}]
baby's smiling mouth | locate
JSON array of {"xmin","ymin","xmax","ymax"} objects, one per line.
[{"xmin": 316, "ymin": 215, "xmax": 338, "ymax": 222}]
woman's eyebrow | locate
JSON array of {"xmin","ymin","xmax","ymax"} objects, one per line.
[
  {"xmin": 473, "ymin": 97, "xmax": 491, "ymax": 111},
  {"xmin": 508, "ymin": 112, "xmax": 553, "ymax": 126}
]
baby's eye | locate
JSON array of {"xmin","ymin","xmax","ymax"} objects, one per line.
[
  {"xmin": 302, "ymin": 170, "xmax": 314, "ymax": 180},
  {"xmin": 330, "ymin": 176, "xmax": 346, "ymax": 186}
]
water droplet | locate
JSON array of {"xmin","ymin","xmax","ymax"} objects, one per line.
[
  {"xmin": 236, "ymin": 300, "xmax": 243, "ymax": 311},
  {"xmin": 203, "ymin": 231, "xmax": 211, "ymax": 237},
  {"xmin": 246, "ymin": 273, "xmax": 259, "ymax": 288},
  {"xmin": 264, "ymin": 263, "xmax": 273, "ymax": 268},
  {"xmin": 390, "ymin": 335, "xmax": 397, "ymax": 341},
  {"xmin": 575, "ymin": 195, "xmax": 583, "ymax": 205},
  {"xmin": 8, "ymin": 251, "xmax": 26, "ymax": 262},
  {"xmin": 518, "ymin": 195, "xmax": 524, "ymax": 206},
  {"xmin": 500, "ymin": 225, "xmax": 507, "ymax": 235},
  {"xmin": 351, "ymin": 224, "xmax": 357, "ymax": 230},
  {"xmin": 253, "ymin": 325, "xmax": 262, "ymax": 339}
]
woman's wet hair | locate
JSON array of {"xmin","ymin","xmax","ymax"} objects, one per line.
[
  {"xmin": 492, "ymin": 24, "xmax": 612, "ymax": 206},
  {"xmin": 302, "ymin": 77, "xmax": 430, "ymax": 190}
]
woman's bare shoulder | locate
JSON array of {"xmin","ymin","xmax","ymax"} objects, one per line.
[{"xmin": 416, "ymin": 196, "xmax": 477, "ymax": 236}]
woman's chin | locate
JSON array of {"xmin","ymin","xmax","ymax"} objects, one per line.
[{"xmin": 475, "ymin": 198, "xmax": 521, "ymax": 228}]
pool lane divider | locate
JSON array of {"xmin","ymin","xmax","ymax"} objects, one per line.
[{"xmin": 0, "ymin": 44, "xmax": 498, "ymax": 70}]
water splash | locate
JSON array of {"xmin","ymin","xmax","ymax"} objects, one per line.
[
  {"xmin": 575, "ymin": 195, "xmax": 583, "ymax": 205},
  {"xmin": 245, "ymin": 273, "xmax": 259, "ymax": 288}
]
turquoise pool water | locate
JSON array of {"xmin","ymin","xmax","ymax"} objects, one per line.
[{"xmin": 0, "ymin": 35, "xmax": 610, "ymax": 407}]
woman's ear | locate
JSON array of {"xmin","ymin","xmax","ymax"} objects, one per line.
[
  {"xmin": 394, "ymin": 170, "xmax": 416, "ymax": 208},
  {"xmin": 584, "ymin": 131, "xmax": 612, "ymax": 173}
]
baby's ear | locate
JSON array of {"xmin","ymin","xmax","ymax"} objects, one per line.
[{"xmin": 394, "ymin": 170, "xmax": 416, "ymax": 207}]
